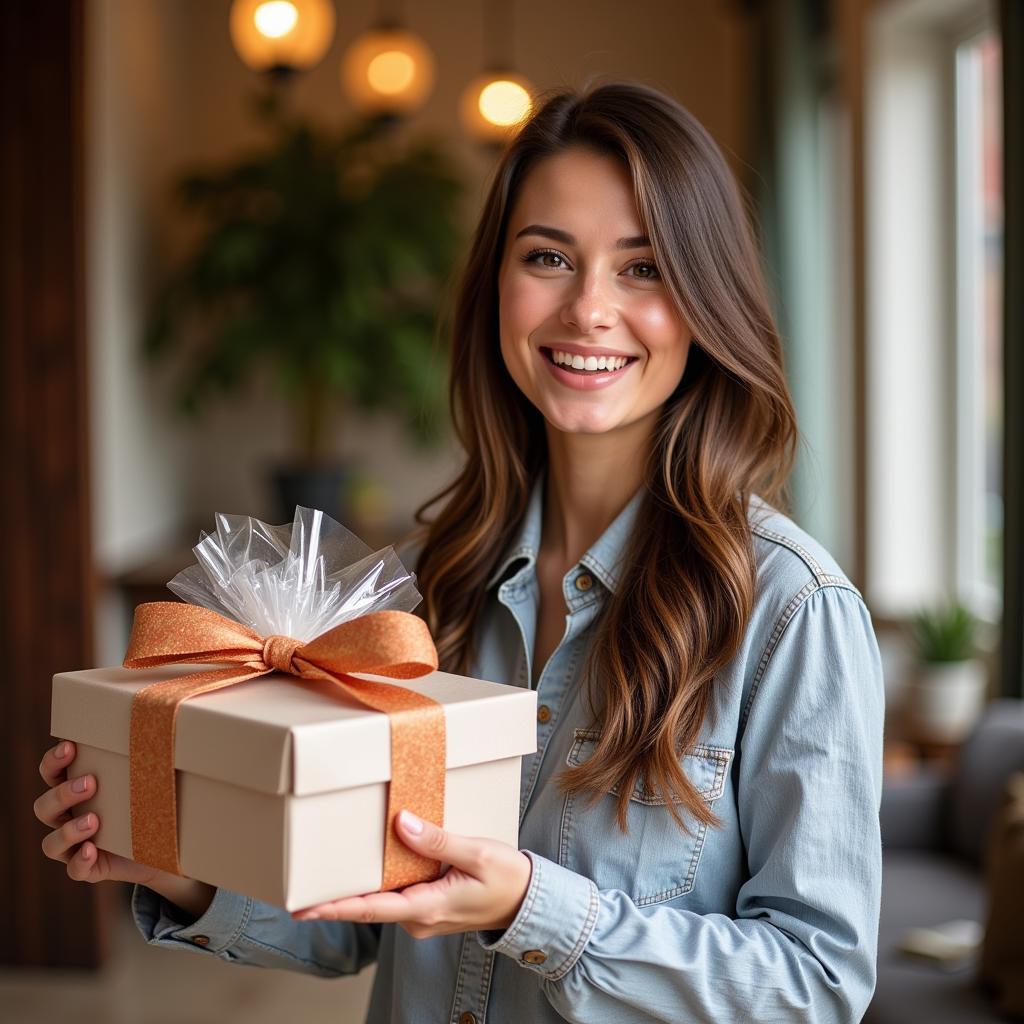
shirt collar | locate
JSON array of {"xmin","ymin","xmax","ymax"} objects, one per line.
[
  {"xmin": 579, "ymin": 485, "xmax": 644, "ymax": 593},
  {"xmin": 486, "ymin": 476, "xmax": 544, "ymax": 589},
  {"xmin": 486, "ymin": 473, "xmax": 645, "ymax": 594}
]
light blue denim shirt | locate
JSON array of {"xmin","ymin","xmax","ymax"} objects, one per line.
[{"xmin": 133, "ymin": 479, "xmax": 885, "ymax": 1023}]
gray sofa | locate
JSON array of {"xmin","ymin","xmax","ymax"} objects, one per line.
[{"xmin": 865, "ymin": 699, "xmax": 1024, "ymax": 1023}]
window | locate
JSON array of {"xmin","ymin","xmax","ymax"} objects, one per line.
[
  {"xmin": 865, "ymin": 0, "xmax": 1002, "ymax": 623},
  {"xmin": 955, "ymin": 29, "xmax": 1003, "ymax": 618}
]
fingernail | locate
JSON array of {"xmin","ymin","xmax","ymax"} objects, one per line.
[
  {"xmin": 398, "ymin": 810, "xmax": 423, "ymax": 835},
  {"xmin": 56, "ymin": 742, "xmax": 69, "ymax": 759},
  {"xmin": 295, "ymin": 911, "xmax": 320, "ymax": 921},
  {"xmin": 76, "ymin": 814, "xmax": 93, "ymax": 832},
  {"xmin": 71, "ymin": 776, "xmax": 89, "ymax": 793}
]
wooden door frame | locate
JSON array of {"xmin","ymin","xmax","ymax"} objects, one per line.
[
  {"xmin": 1000, "ymin": 0, "xmax": 1023, "ymax": 698},
  {"xmin": 0, "ymin": 0, "xmax": 111, "ymax": 967}
]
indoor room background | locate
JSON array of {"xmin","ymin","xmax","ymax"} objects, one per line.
[{"xmin": 2, "ymin": 0, "xmax": 1020, "ymax": 1022}]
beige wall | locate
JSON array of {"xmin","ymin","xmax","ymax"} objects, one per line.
[{"xmin": 87, "ymin": 0, "xmax": 756, "ymax": 656}]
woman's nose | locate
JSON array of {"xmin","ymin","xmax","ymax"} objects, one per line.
[{"xmin": 560, "ymin": 273, "xmax": 618, "ymax": 334}]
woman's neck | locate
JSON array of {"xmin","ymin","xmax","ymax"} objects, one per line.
[{"xmin": 541, "ymin": 415, "xmax": 654, "ymax": 568}]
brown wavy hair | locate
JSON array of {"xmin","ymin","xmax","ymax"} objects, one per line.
[{"xmin": 411, "ymin": 81, "xmax": 798, "ymax": 832}]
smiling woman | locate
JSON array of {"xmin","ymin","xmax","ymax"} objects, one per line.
[{"xmin": 38, "ymin": 80, "xmax": 885, "ymax": 1024}]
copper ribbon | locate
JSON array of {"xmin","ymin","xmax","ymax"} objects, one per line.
[{"xmin": 122, "ymin": 601, "xmax": 445, "ymax": 891}]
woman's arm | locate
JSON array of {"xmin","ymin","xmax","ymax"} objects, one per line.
[
  {"xmin": 480, "ymin": 584, "xmax": 885, "ymax": 1024},
  {"xmin": 133, "ymin": 883, "xmax": 382, "ymax": 978},
  {"xmin": 145, "ymin": 874, "xmax": 215, "ymax": 918}
]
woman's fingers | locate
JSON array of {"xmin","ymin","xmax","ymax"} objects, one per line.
[
  {"xmin": 35, "ymin": 741, "xmax": 105, "ymax": 884},
  {"xmin": 393, "ymin": 810, "xmax": 485, "ymax": 874},
  {"xmin": 294, "ymin": 884, "xmax": 442, "ymax": 925},
  {"xmin": 35, "ymin": 742, "xmax": 155, "ymax": 888},
  {"xmin": 32, "ymin": 772, "xmax": 94, "ymax": 828},
  {"xmin": 38, "ymin": 740, "xmax": 75, "ymax": 787},
  {"xmin": 41, "ymin": 811, "xmax": 98, "ymax": 864},
  {"xmin": 290, "ymin": 813, "xmax": 531, "ymax": 936}
]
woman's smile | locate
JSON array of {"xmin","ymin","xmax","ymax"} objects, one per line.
[{"xmin": 537, "ymin": 345, "xmax": 639, "ymax": 390}]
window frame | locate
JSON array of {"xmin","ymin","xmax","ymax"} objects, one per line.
[{"xmin": 864, "ymin": 0, "xmax": 1001, "ymax": 626}]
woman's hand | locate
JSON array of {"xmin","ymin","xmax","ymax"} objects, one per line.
[
  {"xmin": 34, "ymin": 739, "xmax": 162, "ymax": 886},
  {"xmin": 34, "ymin": 739, "xmax": 215, "ymax": 918},
  {"xmin": 291, "ymin": 809, "xmax": 532, "ymax": 940}
]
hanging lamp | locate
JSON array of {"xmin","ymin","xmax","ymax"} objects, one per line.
[
  {"xmin": 229, "ymin": 0, "xmax": 336, "ymax": 75},
  {"xmin": 459, "ymin": 0, "xmax": 534, "ymax": 145},
  {"xmin": 341, "ymin": 0, "xmax": 435, "ymax": 117}
]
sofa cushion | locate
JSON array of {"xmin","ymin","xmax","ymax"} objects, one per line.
[
  {"xmin": 950, "ymin": 700, "xmax": 1024, "ymax": 866},
  {"xmin": 879, "ymin": 766, "xmax": 950, "ymax": 851},
  {"xmin": 866, "ymin": 851, "xmax": 994, "ymax": 1024}
]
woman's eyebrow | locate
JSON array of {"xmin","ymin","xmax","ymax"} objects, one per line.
[{"xmin": 513, "ymin": 224, "xmax": 651, "ymax": 250}]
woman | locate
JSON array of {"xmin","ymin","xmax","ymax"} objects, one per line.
[{"xmin": 35, "ymin": 82, "xmax": 884, "ymax": 1023}]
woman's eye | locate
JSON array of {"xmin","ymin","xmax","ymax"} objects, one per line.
[
  {"xmin": 626, "ymin": 261, "xmax": 660, "ymax": 280},
  {"xmin": 522, "ymin": 249, "xmax": 568, "ymax": 269}
]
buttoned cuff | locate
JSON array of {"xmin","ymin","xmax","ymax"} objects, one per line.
[
  {"xmin": 476, "ymin": 851, "xmax": 599, "ymax": 981},
  {"xmin": 132, "ymin": 883, "xmax": 253, "ymax": 954}
]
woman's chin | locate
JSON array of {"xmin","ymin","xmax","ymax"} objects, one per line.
[{"xmin": 542, "ymin": 409, "xmax": 623, "ymax": 437}]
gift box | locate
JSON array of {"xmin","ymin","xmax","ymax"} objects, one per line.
[
  {"xmin": 48, "ymin": 507, "xmax": 537, "ymax": 910},
  {"xmin": 51, "ymin": 661, "xmax": 536, "ymax": 910}
]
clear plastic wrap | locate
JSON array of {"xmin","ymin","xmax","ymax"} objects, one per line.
[{"xmin": 167, "ymin": 506, "xmax": 420, "ymax": 643}]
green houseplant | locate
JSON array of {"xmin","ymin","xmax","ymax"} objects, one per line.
[
  {"xmin": 146, "ymin": 100, "xmax": 465, "ymax": 519},
  {"xmin": 908, "ymin": 601, "xmax": 981, "ymax": 663},
  {"xmin": 905, "ymin": 598, "xmax": 987, "ymax": 743}
]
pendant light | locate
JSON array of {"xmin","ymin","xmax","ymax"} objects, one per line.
[
  {"xmin": 229, "ymin": 0, "xmax": 336, "ymax": 76},
  {"xmin": 460, "ymin": 0, "xmax": 534, "ymax": 145},
  {"xmin": 341, "ymin": 0, "xmax": 435, "ymax": 117}
]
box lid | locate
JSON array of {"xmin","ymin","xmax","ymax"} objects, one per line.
[{"xmin": 51, "ymin": 665, "xmax": 537, "ymax": 797}]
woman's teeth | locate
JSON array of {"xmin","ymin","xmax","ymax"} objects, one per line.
[{"xmin": 549, "ymin": 350, "xmax": 630, "ymax": 373}]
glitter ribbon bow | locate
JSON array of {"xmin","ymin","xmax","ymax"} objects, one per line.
[{"xmin": 123, "ymin": 601, "xmax": 444, "ymax": 890}]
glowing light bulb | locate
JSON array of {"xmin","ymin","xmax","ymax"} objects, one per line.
[
  {"xmin": 253, "ymin": 1, "xmax": 298, "ymax": 39},
  {"xmin": 366, "ymin": 51, "xmax": 416, "ymax": 96},
  {"xmin": 230, "ymin": 0, "xmax": 334, "ymax": 72},
  {"xmin": 341, "ymin": 28, "xmax": 435, "ymax": 114},
  {"xmin": 478, "ymin": 80, "xmax": 531, "ymax": 127},
  {"xmin": 459, "ymin": 71, "xmax": 534, "ymax": 143}
]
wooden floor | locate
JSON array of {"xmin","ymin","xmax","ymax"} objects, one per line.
[{"xmin": 0, "ymin": 895, "xmax": 375, "ymax": 1024}]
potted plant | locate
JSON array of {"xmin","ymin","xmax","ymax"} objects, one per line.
[
  {"xmin": 145, "ymin": 98, "xmax": 465, "ymax": 521},
  {"xmin": 905, "ymin": 598, "xmax": 988, "ymax": 744}
]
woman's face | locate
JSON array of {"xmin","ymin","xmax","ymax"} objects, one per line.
[{"xmin": 498, "ymin": 146, "xmax": 692, "ymax": 438}]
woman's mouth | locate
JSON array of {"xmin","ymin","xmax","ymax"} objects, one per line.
[
  {"xmin": 540, "ymin": 347, "xmax": 638, "ymax": 375},
  {"xmin": 538, "ymin": 346, "xmax": 639, "ymax": 391}
]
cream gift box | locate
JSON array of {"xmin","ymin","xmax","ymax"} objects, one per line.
[{"xmin": 51, "ymin": 663, "xmax": 537, "ymax": 911}]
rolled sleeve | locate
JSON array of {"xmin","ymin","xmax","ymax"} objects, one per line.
[
  {"xmin": 131, "ymin": 883, "xmax": 380, "ymax": 978},
  {"xmin": 478, "ymin": 851, "xmax": 599, "ymax": 980},
  {"xmin": 132, "ymin": 884, "xmax": 252, "ymax": 954}
]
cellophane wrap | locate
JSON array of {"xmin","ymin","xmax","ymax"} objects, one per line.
[{"xmin": 167, "ymin": 506, "xmax": 420, "ymax": 643}]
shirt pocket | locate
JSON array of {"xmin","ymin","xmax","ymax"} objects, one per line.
[{"xmin": 558, "ymin": 728, "xmax": 733, "ymax": 906}]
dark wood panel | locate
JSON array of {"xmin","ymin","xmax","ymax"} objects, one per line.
[
  {"xmin": 0, "ymin": 0, "xmax": 111, "ymax": 967},
  {"xmin": 1000, "ymin": 0, "xmax": 1023, "ymax": 698}
]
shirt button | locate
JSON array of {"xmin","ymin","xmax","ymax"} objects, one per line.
[
  {"xmin": 574, "ymin": 573, "xmax": 593, "ymax": 592},
  {"xmin": 191, "ymin": 935, "xmax": 210, "ymax": 947},
  {"xmin": 459, "ymin": 1014, "xmax": 477, "ymax": 1024},
  {"xmin": 522, "ymin": 949, "xmax": 547, "ymax": 965},
  {"xmin": 537, "ymin": 704, "xmax": 551, "ymax": 724}
]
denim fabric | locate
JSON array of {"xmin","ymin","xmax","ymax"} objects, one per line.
[{"xmin": 133, "ymin": 479, "xmax": 885, "ymax": 1023}]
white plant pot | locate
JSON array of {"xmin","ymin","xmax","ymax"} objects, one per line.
[{"xmin": 906, "ymin": 659, "xmax": 987, "ymax": 744}]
